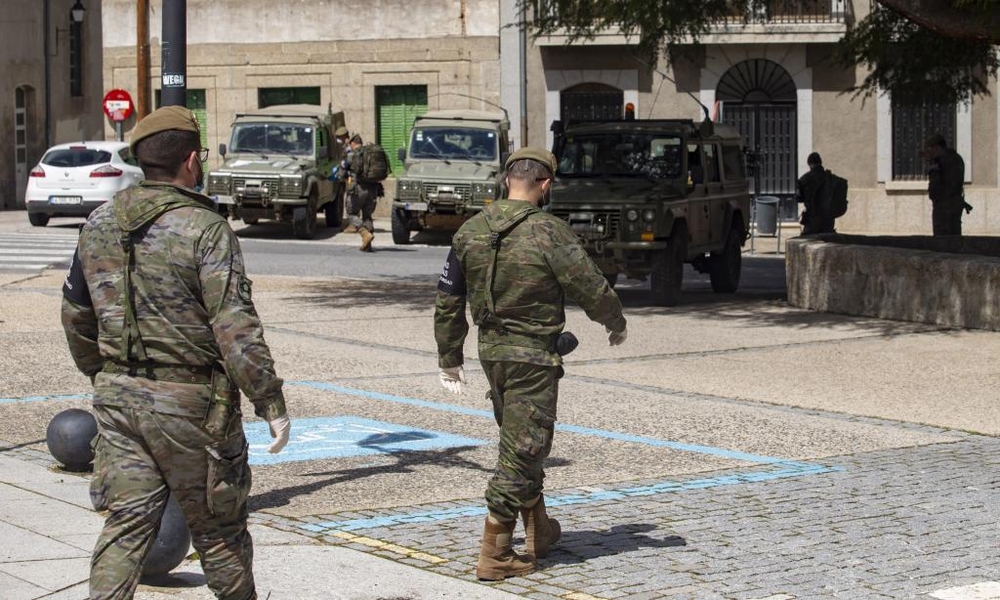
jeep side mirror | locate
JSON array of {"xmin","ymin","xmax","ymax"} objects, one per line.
[
  {"xmin": 219, "ymin": 143, "xmax": 227, "ymax": 158},
  {"xmin": 398, "ymin": 148, "xmax": 406, "ymax": 162}
]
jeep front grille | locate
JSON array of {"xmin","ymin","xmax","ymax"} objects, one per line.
[
  {"xmin": 233, "ymin": 178, "xmax": 278, "ymax": 199},
  {"xmin": 425, "ymin": 183, "xmax": 471, "ymax": 203},
  {"xmin": 551, "ymin": 209, "xmax": 620, "ymax": 241}
]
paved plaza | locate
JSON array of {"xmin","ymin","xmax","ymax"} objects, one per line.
[{"xmin": 2, "ymin": 244, "xmax": 999, "ymax": 598}]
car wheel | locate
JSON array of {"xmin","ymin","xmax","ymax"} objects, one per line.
[
  {"xmin": 604, "ymin": 272, "xmax": 619, "ymax": 289},
  {"xmin": 292, "ymin": 204, "xmax": 317, "ymax": 240},
  {"xmin": 325, "ymin": 193, "xmax": 344, "ymax": 228},
  {"xmin": 242, "ymin": 216, "xmax": 259, "ymax": 225},
  {"xmin": 28, "ymin": 213, "xmax": 50, "ymax": 227},
  {"xmin": 709, "ymin": 223, "xmax": 743, "ymax": 293},
  {"xmin": 391, "ymin": 209, "xmax": 411, "ymax": 245},
  {"xmin": 650, "ymin": 222, "xmax": 687, "ymax": 306}
]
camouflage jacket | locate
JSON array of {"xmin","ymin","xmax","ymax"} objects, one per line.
[
  {"xmin": 434, "ymin": 199, "xmax": 626, "ymax": 367},
  {"xmin": 928, "ymin": 148, "xmax": 965, "ymax": 207},
  {"xmin": 61, "ymin": 181, "xmax": 285, "ymax": 420}
]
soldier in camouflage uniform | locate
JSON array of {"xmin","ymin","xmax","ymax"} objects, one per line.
[
  {"xmin": 345, "ymin": 134, "xmax": 377, "ymax": 251},
  {"xmin": 61, "ymin": 106, "xmax": 291, "ymax": 600},
  {"xmin": 434, "ymin": 147, "xmax": 628, "ymax": 580}
]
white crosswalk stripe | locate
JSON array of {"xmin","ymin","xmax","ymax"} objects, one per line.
[{"xmin": 0, "ymin": 233, "xmax": 79, "ymax": 272}]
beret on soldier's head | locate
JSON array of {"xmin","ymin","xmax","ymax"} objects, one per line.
[
  {"xmin": 925, "ymin": 133, "xmax": 947, "ymax": 148},
  {"xmin": 335, "ymin": 126, "xmax": 349, "ymax": 137},
  {"xmin": 505, "ymin": 147, "xmax": 557, "ymax": 175},
  {"xmin": 129, "ymin": 105, "xmax": 201, "ymax": 153}
]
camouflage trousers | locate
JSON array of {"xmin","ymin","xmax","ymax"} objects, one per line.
[
  {"xmin": 89, "ymin": 403, "xmax": 255, "ymax": 600},
  {"xmin": 346, "ymin": 182, "xmax": 378, "ymax": 231},
  {"xmin": 480, "ymin": 360, "xmax": 559, "ymax": 521}
]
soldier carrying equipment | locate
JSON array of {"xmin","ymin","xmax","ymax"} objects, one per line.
[{"xmin": 354, "ymin": 143, "xmax": 390, "ymax": 183}]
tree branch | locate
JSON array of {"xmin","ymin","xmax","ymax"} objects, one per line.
[{"xmin": 877, "ymin": 0, "xmax": 1000, "ymax": 43}]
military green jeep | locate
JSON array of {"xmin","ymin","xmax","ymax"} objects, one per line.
[
  {"xmin": 549, "ymin": 118, "xmax": 751, "ymax": 306},
  {"xmin": 391, "ymin": 109, "xmax": 511, "ymax": 244},
  {"xmin": 206, "ymin": 104, "xmax": 346, "ymax": 239}
]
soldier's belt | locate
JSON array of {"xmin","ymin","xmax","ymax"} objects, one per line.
[
  {"xmin": 102, "ymin": 360, "xmax": 217, "ymax": 384},
  {"xmin": 478, "ymin": 328, "xmax": 558, "ymax": 352}
]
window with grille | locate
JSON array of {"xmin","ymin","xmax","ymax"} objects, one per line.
[
  {"xmin": 891, "ymin": 95, "xmax": 955, "ymax": 181},
  {"xmin": 258, "ymin": 87, "xmax": 321, "ymax": 108},
  {"xmin": 69, "ymin": 21, "xmax": 83, "ymax": 96}
]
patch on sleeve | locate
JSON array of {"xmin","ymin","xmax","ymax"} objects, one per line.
[
  {"xmin": 437, "ymin": 248, "xmax": 466, "ymax": 296},
  {"xmin": 237, "ymin": 274, "xmax": 253, "ymax": 304},
  {"xmin": 62, "ymin": 248, "xmax": 92, "ymax": 307}
]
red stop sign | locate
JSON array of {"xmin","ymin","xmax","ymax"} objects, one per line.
[{"xmin": 103, "ymin": 89, "xmax": 134, "ymax": 122}]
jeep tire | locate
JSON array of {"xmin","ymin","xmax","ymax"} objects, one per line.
[
  {"xmin": 325, "ymin": 193, "xmax": 344, "ymax": 228},
  {"xmin": 391, "ymin": 208, "xmax": 411, "ymax": 245},
  {"xmin": 651, "ymin": 223, "xmax": 687, "ymax": 306},
  {"xmin": 292, "ymin": 191, "xmax": 318, "ymax": 239},
  {"xmin": 709, "ymin": 223, "xmax": 743, "ymax": 293}
]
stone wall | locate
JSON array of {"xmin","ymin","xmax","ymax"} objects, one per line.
[{"xmin": 787, "ymin": 235, "xmax": 1000, "ymax": 330}]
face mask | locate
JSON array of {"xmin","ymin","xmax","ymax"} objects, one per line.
[
  {"xmin": 194, "ymin": 159, "xmax": 204, "ymax": 190},
  {"xmin": 540, "ymin": 185, "xmax": 551, "ymax": 207}
]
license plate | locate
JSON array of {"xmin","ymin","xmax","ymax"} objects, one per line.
[{"xmin": 49, "ymin": 196, "xmax": 82, "ymax": 205}]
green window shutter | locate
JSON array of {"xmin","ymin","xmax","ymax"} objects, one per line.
[{"xmin": 376, "ymin": 85, "xmax": 427, "ymax": 177}]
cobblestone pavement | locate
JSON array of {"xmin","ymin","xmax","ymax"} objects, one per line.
[{"xmin": 236, "ymin": 423, "xmax": 997, "ymax": 600}]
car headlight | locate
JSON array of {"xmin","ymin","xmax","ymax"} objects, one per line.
[
  {"xmin": 207, "ymin": 174, "xmax": 231, "ymax": 195},
  {"xmin": 642, "ymin": 209, "xmax": 656, "ymax": 222},
  {"xmin": 472, "ymin": 181, "xmax": 497, "ymax": 201},
  {"xmin": 397, "ymin": 179, "xmax": 422, "ymax": 201},
  {"xmin": 625, "ymin": 209, "xmax": 639, "ymax": 222},
  {"xmin": 279, "ymin": 175, "xmax": 303, "ymax": 196}
]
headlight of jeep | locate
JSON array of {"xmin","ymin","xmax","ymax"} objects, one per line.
[
  {"xmin": 642, "ymin": 208, "xmax": 656, "ymax": 222},
  {"xmin": 472, "ymin": 181, "xmax": 497, "ymax": 201},
  {"xmin": 397, "ymin": 179, "xmax": 422, "ymax": 201},
  {"xmin": 625, "ymin": 209, "xmax": 639, "ymax": 222},
  {"xmin": 207, "ymin": 174, "xmax": 231, "ymax": 195},
  {"xmin": 279, "ymin": 175, "xmax": 304, "ymax": 196}
]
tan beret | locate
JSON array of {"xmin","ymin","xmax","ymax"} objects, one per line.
[
  {"xmin": 130, "ymin": 105, "xmax": 201, "ymax": 153},
  {"xmin": 505, "ymin": 146, "xmax": 557, "ymax": 175},
  {"xmin": 335, "ymin": 126, "xmax": 349, "ymax": 137}
]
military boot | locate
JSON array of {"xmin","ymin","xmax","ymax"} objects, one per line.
[
  {"xmin": 358, "ymin": 227, "xmax": 374, "ymax": 252},
  {"xmin": 520, "ymin": 495, "xmax": 561, "ymax": 559},
  {"xmin": 342, "ymin": 223, "xmax": 358, "ymax": 234},
  {"xmin": 476, "ymin": 515, "xmax": 535, "ymax": 581}
]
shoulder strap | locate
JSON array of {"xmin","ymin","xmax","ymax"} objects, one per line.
[
  {"xmin": 115, "ymin": 194, "xmax": 214, "ymax": 365},
  {"xmin": 484, "ymin": 210, "xmax": 536, "ymax": 320}
]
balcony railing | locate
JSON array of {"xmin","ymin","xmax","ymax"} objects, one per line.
[{"xmin": 721, "ymin": 0, "xmax": 849, "ymax": 25}]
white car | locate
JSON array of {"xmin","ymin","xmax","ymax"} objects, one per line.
[{"xmin": 25, "ymin": 141, "xmax": 145, "ymax": 226}]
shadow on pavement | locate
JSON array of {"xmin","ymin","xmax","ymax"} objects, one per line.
[
  {"xmin": 284, "ymin": 277, "xmax": 438, "ymax": 313},
  {"xmin": 540, "ymin": 523, "xmax": 686, "ymax": 566},
  {"xmin": 250, "ymin": 446, "xmax": 493, "ymax": 511}
]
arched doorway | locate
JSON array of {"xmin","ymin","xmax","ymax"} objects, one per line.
[
  {"xmin": 560, "ymin": 83, "xmax": 623, "ymax": 121},
  {"xmin": 716, "ymin": 59, "xmax": 797, "ymax": 219}
]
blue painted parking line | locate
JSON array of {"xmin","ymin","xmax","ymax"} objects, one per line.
[
  {"xmin": 244, "ymin": 415, "xmax": 487, "ymax": 466},
  {"xmin": 299, "ymin": 462, "xmax": 841, "ymax": 533},
  {"xmin": 289, "ymin": 381, "xmax": 812, "ymax": 467},
  {"xmin": 0, "ymin": 393, "xmax": 93, "ymax": 404}
]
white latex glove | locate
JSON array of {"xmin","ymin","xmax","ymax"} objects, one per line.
[
  {"xmin": 266, "ymin": 415, "xmax": 291, "ymax": 454},
  {"xmin": 439, "ymin": 366, "xmax": 466, "ymax": 394},
  {"xmin": 607, "ymin": 327, "xmax": 628, "ymax": 346}
]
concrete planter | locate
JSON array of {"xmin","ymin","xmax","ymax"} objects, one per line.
[{"xmin": 787, "ymin": 235, "xmax": 1000, "ymax": 330}]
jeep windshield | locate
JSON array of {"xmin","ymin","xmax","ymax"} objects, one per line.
[
  {"xmin": 409, "ymin": 126, "xmax": 498, "ymax": 162},
  {"xmin": 229, "ymin": 123, "xmax": 315, "ymax": 156},
  {"xmin": 556, "ymin": 133, "xmax": 683, "ymax": 179}
]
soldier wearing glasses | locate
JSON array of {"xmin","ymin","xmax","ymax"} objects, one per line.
[{"xmin": 61, "ymin": 106, "xmax": 291, "ymax": 599}]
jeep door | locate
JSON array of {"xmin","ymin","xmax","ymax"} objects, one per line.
[{"xmin": 685, "ymin": 143, "xmax": 713, "ymax": 251}]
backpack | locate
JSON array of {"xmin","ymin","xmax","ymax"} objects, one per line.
[
  {"xmin": 357, "ymin": 144, "xmax": 390, "ymax": 182},
  {"xmin": 823, "ymin": 170, "xmax": 849, "ymax": 218}
]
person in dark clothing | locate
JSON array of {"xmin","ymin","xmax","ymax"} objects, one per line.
[
  {"xmin": 796, "ymin": 152, "xmax": 835, "ymax": 235},
  {"xmin": 924, "ymin": 134, "xmax": 967, "ymax": 236}
]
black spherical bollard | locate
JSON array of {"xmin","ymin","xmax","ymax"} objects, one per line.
[
  {"xmin": 45, "ymin": 408, "xmax": 98, "ymax": 472},
  {"xmin": 142, "ymin": 493, "xmax": 192, "ymax": 577}
]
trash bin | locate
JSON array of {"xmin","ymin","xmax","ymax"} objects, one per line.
[{"xmin": 754, "ymin": 195, "xmax": 779, "ymax": 236}]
